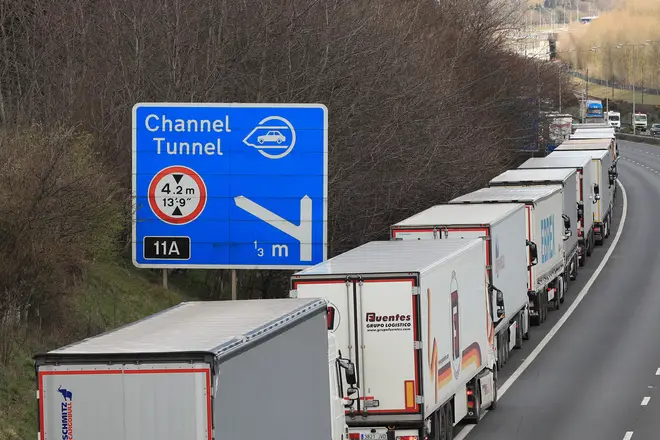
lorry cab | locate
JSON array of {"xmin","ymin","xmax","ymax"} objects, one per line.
[{"xmin": 607, "ymin": 111, "xmax": 621, "ymax": 129}]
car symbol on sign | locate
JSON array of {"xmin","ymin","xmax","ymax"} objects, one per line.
[{"xmin": 257, "ymin": 131, "xmax": 286, "ymax": 144}]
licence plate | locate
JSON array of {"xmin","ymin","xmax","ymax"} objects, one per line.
[{"xmin": 362, "ymin": 435, "xmax": 387, "ymax": 440}]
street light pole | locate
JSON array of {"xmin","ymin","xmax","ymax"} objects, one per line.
[
  {"xmin": 632, "ymin": 44, "xmax": 636, "ymax": 135},
  {"xmin": 616, "ymin": 42, "xmax": 648, "ymax": 134}
]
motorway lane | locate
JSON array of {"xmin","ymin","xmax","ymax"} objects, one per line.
[
  {"xmin": 456, "ymin": 140, "xmax": 660, "ymax": 440},
  {"xmin": 451, "ymin": 164, "xmax": 625, "ymax": 438}
]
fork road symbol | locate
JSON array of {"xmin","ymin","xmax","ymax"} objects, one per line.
[{"xmin": 234, "ymin": 195, "xmax": 313, "ymax": 261}]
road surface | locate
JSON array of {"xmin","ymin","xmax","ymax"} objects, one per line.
[{"xmin": 455, "ymin": 139, "xmax": 660, "ymax": 440}]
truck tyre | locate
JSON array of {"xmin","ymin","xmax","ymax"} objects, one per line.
[
  {"xmin": 572, "ymin": 254, "xmax": 579, "ymax": 278},
  {"xmin": 514, "ymin": 314, "xmax": 523, "ymax": 349},
  {"xmin": 605, "ymin": 214, "xmax": 611, "ymax": 238},
  {"xmin": 522, "ymin": 310, "xmax": 530, "ymax": 340},
  {"xmin": 586, "ymin": 236, "xmax": 593, "ymax": 256},
  {"xmin": 430, "ymin": 408, "xmax": 443, "ymax": 440},
  {"xmin": 472, "ymin": 387, "xmax": 482, "ymax": 424},
  {"xmin": 542, "ymin": 291, "xmax": 548, "ymax": 323},
  {"xmin": 445, "ymin": 404, "xmax": 454, "ymax": 440},
  {"xmin": 489, "ymin": 376, "xmax": 498, "ymax": 411},
  {"xmin": 578, "ymin": 245, "xmax": 585, "ymax": 267},
  {"xmin": 595, "ymin": 225, "xmax": 604, "ymax": 246}
]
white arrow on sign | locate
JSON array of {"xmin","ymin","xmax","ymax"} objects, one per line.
[{"xmin": 234, "ymin": 195, "xmax": 312, "ymax": 261}]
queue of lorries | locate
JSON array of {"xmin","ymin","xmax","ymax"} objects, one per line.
[{"xmin": 34, "ymin": 123, "xmax": 620, "ymax": 440}]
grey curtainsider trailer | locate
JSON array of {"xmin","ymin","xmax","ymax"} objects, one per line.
[{"xmin": 34, "ymin": 298, "xmax": 353, "ymax": 440}]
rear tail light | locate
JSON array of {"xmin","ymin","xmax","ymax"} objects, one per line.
[
  {"xmin": 327, "ymin": 306, "xmax": 336, "ymax": 330},
  {"xmin": 348, "ymin": 434, "xmax": 360, "ymax": 440},
  {"xmin": 397, "ymin": 437, "xmax": 418, "ymax": 440}
]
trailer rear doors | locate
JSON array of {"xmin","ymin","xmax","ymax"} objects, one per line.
[
  {"xmin": 292, "ymin": 276, "xmax": 421, "ymax": 420},
  {"xmin": 38, "ymin": 362, "xmax": 212, "ymax": 440}
]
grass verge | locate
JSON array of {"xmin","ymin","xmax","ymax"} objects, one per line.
[
  {"xmin": 0, "ymin": 260, "xmax": 203, "ymax": 440},
  {"xmin": 573, "ymin": 78, "xmax": 660, "ymax": 106}
]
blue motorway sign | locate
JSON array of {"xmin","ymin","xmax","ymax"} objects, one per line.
[{"xmin": 132, "ymin": 103, "xmax": 328, "ymax": 269}]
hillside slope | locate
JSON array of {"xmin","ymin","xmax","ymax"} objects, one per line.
[{"xmin": 0, "ymin": 261, "xmax": 204, "ymax": 440}]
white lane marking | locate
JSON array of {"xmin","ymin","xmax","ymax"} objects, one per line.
[
  {"xmin": 655, "ymin": 367, "xmax": 660, "ymax": 375},
  {"xmin": 623, "ymin": 431, "xmax": 634, "ymax": 440},
  {"xmin": 641, "ymin": 397, "xmax": 650, "ymax": 406},
  {"xmin": 455, "ymin": 179, "xmax": 628, "ymax": 440}
]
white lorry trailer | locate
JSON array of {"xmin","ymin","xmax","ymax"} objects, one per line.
[
  {"xmin": 34, "ymin": 299, "xmax": 354, "ymax": 440},
  {"xmin": 559, "ymin": 137, "xmax": 619, "ymax": 169},
  {"xmin": 555, "ymin": 138, "xmax": 619, "ymax": 201},
  {"xmin": 518, "ymin": 156, "xmax": 596, "ymax": 267},
  {"xmin": 571, "ymin": 122, "xmax": 612, "ymax": 132},
  {"xmin": 569, "ymin": 130, "xmax": 618, "ymax": 158},
  {"xmin": 389, "ymin": 203, "xmax": 530, "ymax": 371},
  {"xmin": 290, "ymin": 239, "xmax": 497, "ymax": 440},
  {"xmin": 549, "ymin": 149, "xmax": 615, "ymax": 246},
  {"xmin": 449, "ymin": 186, "xmax": 566, "ymax": 325},
  {"xmin": 487, "ymin": 168, "xmax": 578, "ymax": 285}
]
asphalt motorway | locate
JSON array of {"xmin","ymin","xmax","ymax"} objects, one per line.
[{"xmin": 453, "ymin": 139, "xmax": 660, "ymax": 440}]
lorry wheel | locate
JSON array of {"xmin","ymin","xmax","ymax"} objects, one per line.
[
  {"xmin": 554, "ymin": 288, "xmax": 561, "ymax": 311},
  {"xmin": 586, "ymin": 238, "xmax": 593, "ymax": 256},
  {"xmin": 522, "ymin": 311, "xmax": 530, "ymax": 339},
  {"xmin": 430, "ymin": 408, "xmax": 443, "ymax": 440},
  {"xmin": 539, "ymin": 293, "xmax": 545, "ymax": 323},
  {"xmin": 578, "ymin": 245, "xmax": 585, "ymax": 267},
  {"xmin": 514, "ymin": 315, "xmax": 523, "ymax": 349},
  {"xmin": 605, "ymin": 215, "xmax": 611, "ymax": 238},
  {"xmin": 472, "ymin": 388, "xmax": 482, "ymax": 424},
  {"xmin": 530, "ymin": 314, "xmax": 540, "ymax": 326},
  {"xmin": 572, "ymin": 255, "xmax": 579, "ymax": 278},
  {"xmin": 445, "ymin": 404, "xmax": 454, "ymax": 440},
  {"xmin": 489, "ymin": 376, "xmax": 498, "ymax": 411}
]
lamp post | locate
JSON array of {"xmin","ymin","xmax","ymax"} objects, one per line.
[
  {"xmin": 554, "ymin": 47, "xmax": 598, "ymax": 121},
  {"xmin": 616, "ymin": 42, "xmax": 649, "ymax": 135}
]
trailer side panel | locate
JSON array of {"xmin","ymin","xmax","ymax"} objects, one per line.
[{"xmin": 213, "ymin": 311, "xmax": 333, "ymax": 438}]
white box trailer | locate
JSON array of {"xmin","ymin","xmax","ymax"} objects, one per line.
[
  {"xmin": 557, "ymin": 138, "xmax": 620, "ymax": 176},
  {"xmin": 571, "ymin": 122, "xmax": 612, "ymax": 132},
  {"xmin": 488, "ymin": 168, "xmax": 578, "ymax": 286},
  {"xmin": 572, "ymin": 127, "xmax": 615, "ymax": 137},
  {"xmin": 389, "ymin": 203, "xmax": 529, "ymax": 371},
  {"xmin": 568, "ymin": 131, "xmax": 619, "ymax": 161},
  {"xmin": 449, "ymin": 186, "xmax": 566, "ymax": 326},
  {"xmin": 35, "ymin": 299, "xmax": 353, "ymax": 440},
  {"xmin": 549, "ymin": 149, "xmax": 615, "ymax": 246},
  {"xmin": 555, "ymin": 138, "xmax": 620, "ymax": 200},
  {"xmin": 290, "ymin": 239, "xmax": 497, "ymax": 440},
  {"xmin": 518, "ymin": 156, "xmax": 596, "ymax": 267}
]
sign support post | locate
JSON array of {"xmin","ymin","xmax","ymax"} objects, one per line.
[{"xmin": 231, "ymin": 269, "xmax": 237, "ymax": 300}]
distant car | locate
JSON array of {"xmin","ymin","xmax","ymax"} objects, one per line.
[
  {"xmin": 257, "ymin": 130, "xmax": 286, "ymax": 144},
  {"xmin": 651, "ymin": 124, "xmax": 660, "ymax": 136}
]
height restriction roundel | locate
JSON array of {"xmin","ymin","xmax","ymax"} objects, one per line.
[{"xmin": 148, "ymin": 165, "xmax": 207, "ymax": 225}]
